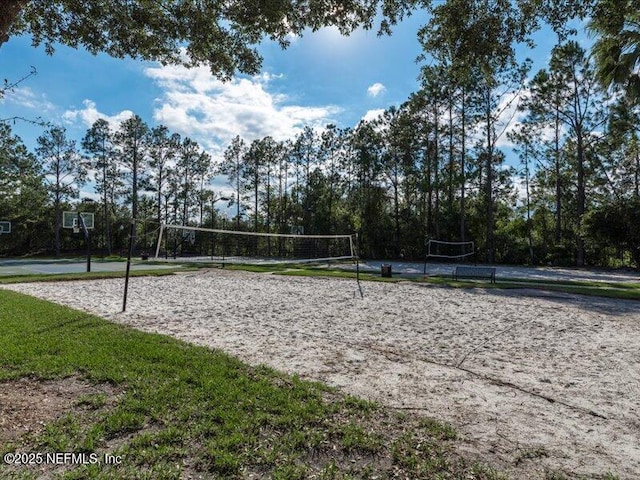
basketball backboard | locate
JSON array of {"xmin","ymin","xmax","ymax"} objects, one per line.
[
  {"xmin": 63, "ymin": 212, "xmax": 95, "ymax": 230},
  {"xmin": 0, "ymin": 221, "xmax": 11, "ymax": 234}
]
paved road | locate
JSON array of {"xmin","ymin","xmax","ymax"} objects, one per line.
[
  {"xmin": 0, "ymin": 258, "xmax": 176, "ymax": 276},
  {"xmin": 1, "ymin": 258, "xmax": 637, "ymax": 284},
  {"xmin": 351, "ymin": 260, "xmax": 640, "ymax": 284}
]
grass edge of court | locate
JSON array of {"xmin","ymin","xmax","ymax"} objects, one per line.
[
  {"xmin": 1, "ymin": 262, "xmax": 639, "ymax": 301},
  {"xmin": 0, "ymin": 267, "xmax": 193, "ymax": 284},
  {"xmin": 272, "ymin": 266, "xmax": 640, "ymax": 301}
]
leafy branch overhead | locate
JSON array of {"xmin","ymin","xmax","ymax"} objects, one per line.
[
  {"xmin": 1, "ymin": 0, "xmax": 421, "ymax": 79},
  {"xmin": 1, "ymin": 0, "xmax": 625, "ymax": 83}
]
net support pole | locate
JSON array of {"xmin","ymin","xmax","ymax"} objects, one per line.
[
  {"xmin": 122, "ymin": 219, "xmax": 136, "ymax": 313},
  {"xmin": 423, "ymin": 237, "xmax": 429, "ymax": 276},
  {"xmin": 221, "ymin": 221, "xmax": 226, "ymax": 268},
  {"xmin": 154, "ymin": 223, "xmax": 165, "ymax": 260},
  {"xmin": 354, "ymin": 233, "xmax": 363, "ymax": 298}
]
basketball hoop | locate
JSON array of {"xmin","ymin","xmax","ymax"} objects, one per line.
[
  {"xmin": 61, "ymin": 211, "xmax": 93, "ymax": 273},
  {"xmin": 63, "ymin": 211, "xmax": 95, "ymax": 230}
]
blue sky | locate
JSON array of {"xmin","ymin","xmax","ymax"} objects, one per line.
[
  {"xmin": 0, "ymin": 10, "xmax": 587, "ymax": 201},
  {"xmin": 1, "ymin": 12, "xmax": 429, "ymax": 154}
]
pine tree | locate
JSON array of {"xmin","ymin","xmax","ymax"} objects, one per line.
[{"xmin": 36, "ymin": 126, "xmax": 87, "ymax": 255}]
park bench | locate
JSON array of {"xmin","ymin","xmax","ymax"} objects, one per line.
[{"xmin": 452, "ymin": 265, "xmax": 496, "ymax": 283}]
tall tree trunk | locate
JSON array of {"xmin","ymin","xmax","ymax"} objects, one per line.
[
  {"xmin": 236, "ymin": 153, "xmax": 241, "ymax": 230},
  {"xmin": 266, "ymin": 162, "xmax": 271, "ymax": 255},
  {"xmin": 393, "ymin": 167, "xmax": 400, "ymax": 257},
  {"xmin": 104, "ymin": 160, "xmax": 112, "ymax": 256},
  {"xmin": 282, "ymin": 187, "xmax": 288, "ymax": 235},
  {"xmin": 328, "ymin": 159, "xmax": 335, "ymax": 235},
  {"xmin": 0, "ymin": 0, "xmax": 25, "ymax": 47},
  {"xmin": 304, "ymin": 152, "xmax": 311, "ymax": 233},
  {"xmin": 448, "ymin": 99, "xmax": 455, "ymax": 213},
  {"xmin": 55, "ymin": 163, "xmax": 61, "ymax": 256},
  {"xmin": 199, "ymin": 175, "xmax": 205, "ymax": 227},
  {"xmin": 254, "ymin": 169, "xmax": 259, "ymax": 233},
  {"xmin": 182, "ymin": 170, "xmax": 189, "ymax": 226},
  {"xmin": 426, "ymin": 141, "xmax": 433, "ymax": 237},
  {"xmin": 54, "ymin": 196, "xmax": 61, "ymax": 256},
  {"xmin": 554, "ymin": 109, "xmax": 562, "ymax": 243},
  {"xmin": 460, "ymin": 87, "xmax": 467, "ymax": 242},
  {"xmin": 635, "ymin": 150, "xmax": 639, "ymax": 198},
  {"xmin": 524, "ymin": 145, "xmax": 534, "ymax": 264},
  {"xmin": 433, "ymin": 104, "xmax": 440, "ymax": 240},
  {"xmin": 156, "ymin": 169, "xmax": 163, "ymax": 229},
  {"xmin": 485, "ymin": 90, "xmax": 495, "ymax": 264},
  {"xmin": 278, "ymin": 155, "xmax": 285, "ymax": 255},
  {"xmin": 576, "ymin": 132, "xmax": 586, "ymax": 267},
  {"xmin": 278, "ymin": 156, "xmax": 284, "ymax": 233},
  {"xmin": 131, "ymin": 145, "xmax": 138, "ymax": 256},
  {"xmin": 266, "ymin": 164, "xmax": 271, "ymax": 233}
]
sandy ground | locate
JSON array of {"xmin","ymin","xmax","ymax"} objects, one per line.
[{"xmin": 4, "ymin": 269, "xmax": 640, "ymax": 479}]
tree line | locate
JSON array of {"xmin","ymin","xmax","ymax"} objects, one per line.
[
  {"xmin": 1, "ymin": 52, "xmax": 639, "ymax": 268},
  {"xmin": 217, "ymin": 39, "xmax": 640, "ymax": 268},
  {"xmin": 0, "ymin": 116, "xmax": 218, "ymax": 258}
]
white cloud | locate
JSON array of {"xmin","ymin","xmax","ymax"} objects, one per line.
[
  {"xmin": 63, "ymin": 99, "xmax": 134, "ymax": 129},
  {"xmin": 362, "ymin": 109, "xmax": 385, "ymax": 123},
  {"xmin": 143, "ymin": 63, "xmax": 341, "ymax": 153},
  {"xmin": 492, "ymin": 89, "xmax": 526, "ymax": 148},
  {"xmin": 78, "ymin": 188, "xmax": 101, "ymax": 202},
  {"xmin": 3, "ymin": 87, "xmax": 55, "ymax": 113},
  {"xmin": 367, "ymin": 83, "xmax": 386, "ymax": 98},
  {"xmin": 465, "ymin": 87, "xmax": 528, "ymax": 149},
  {"xmin": 492, "ymin": 85, "xmax": 573, "ymax": 149}
]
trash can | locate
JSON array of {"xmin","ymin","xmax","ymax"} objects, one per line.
[{"xmin": 381, "ymin": 264, "xmax": 392, "ymax": 278}]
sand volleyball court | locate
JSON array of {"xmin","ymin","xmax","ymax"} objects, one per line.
[{"xmin": 5, "ymin": 269, "xmax": 640, "ymax": 478}]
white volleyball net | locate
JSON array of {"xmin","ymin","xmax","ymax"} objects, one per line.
[
  {"xmin": 426, "ymin": 240, "xmax": 476, "ymax": 260},
  {"xmin": 154, "ymin": 224, "xmax": 357, "ymax": 265}
]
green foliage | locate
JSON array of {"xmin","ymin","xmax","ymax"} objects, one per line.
[
  {"xmin": 589, "ymin": 0, "xmax": 640, "ymax": 102},
  {"xmin": 36, "ymin": 126, "xmax": 88, "ymax": 255},
  {"xmin": 420, "ymin": 0, "xmax": 528, "ymax": 79},
  {"xmin": 584, "ymin": 197, "xmax": 640, "ymax": 267},
  {"xmin": 82, "ymin": 119, "xmax": 122, "ymax": 256},
  {"xmin": 0, "ymin": 124, "xmax": 49, "ymax": 255},
  {"xmin": 4, "ymin": 0, "xmax": 423, "ymax": 79}
]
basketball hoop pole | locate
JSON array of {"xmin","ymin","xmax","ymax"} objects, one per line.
[
  {"xmin": 77, "ymin": 213, "xmax": 91, "ymax": 273},
  {"xmin": 122, "ymin": 219, "xmax": 135, "ymax": 312}
]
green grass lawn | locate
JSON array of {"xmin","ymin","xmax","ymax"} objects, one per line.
[
  {"xmin": 271, "ymin": 265, "xmax": 640, "ymax": 301},
  {"xmin": 0, "ymin": 268, "xmax": 187, "ymax": 285},
  {"xmin": 0, "ymin": 289, "xmax": 506, "ymax": 480},
  {"xmin": 2, "ymin": 261, "xmax": 638, "ymax": 301}
]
